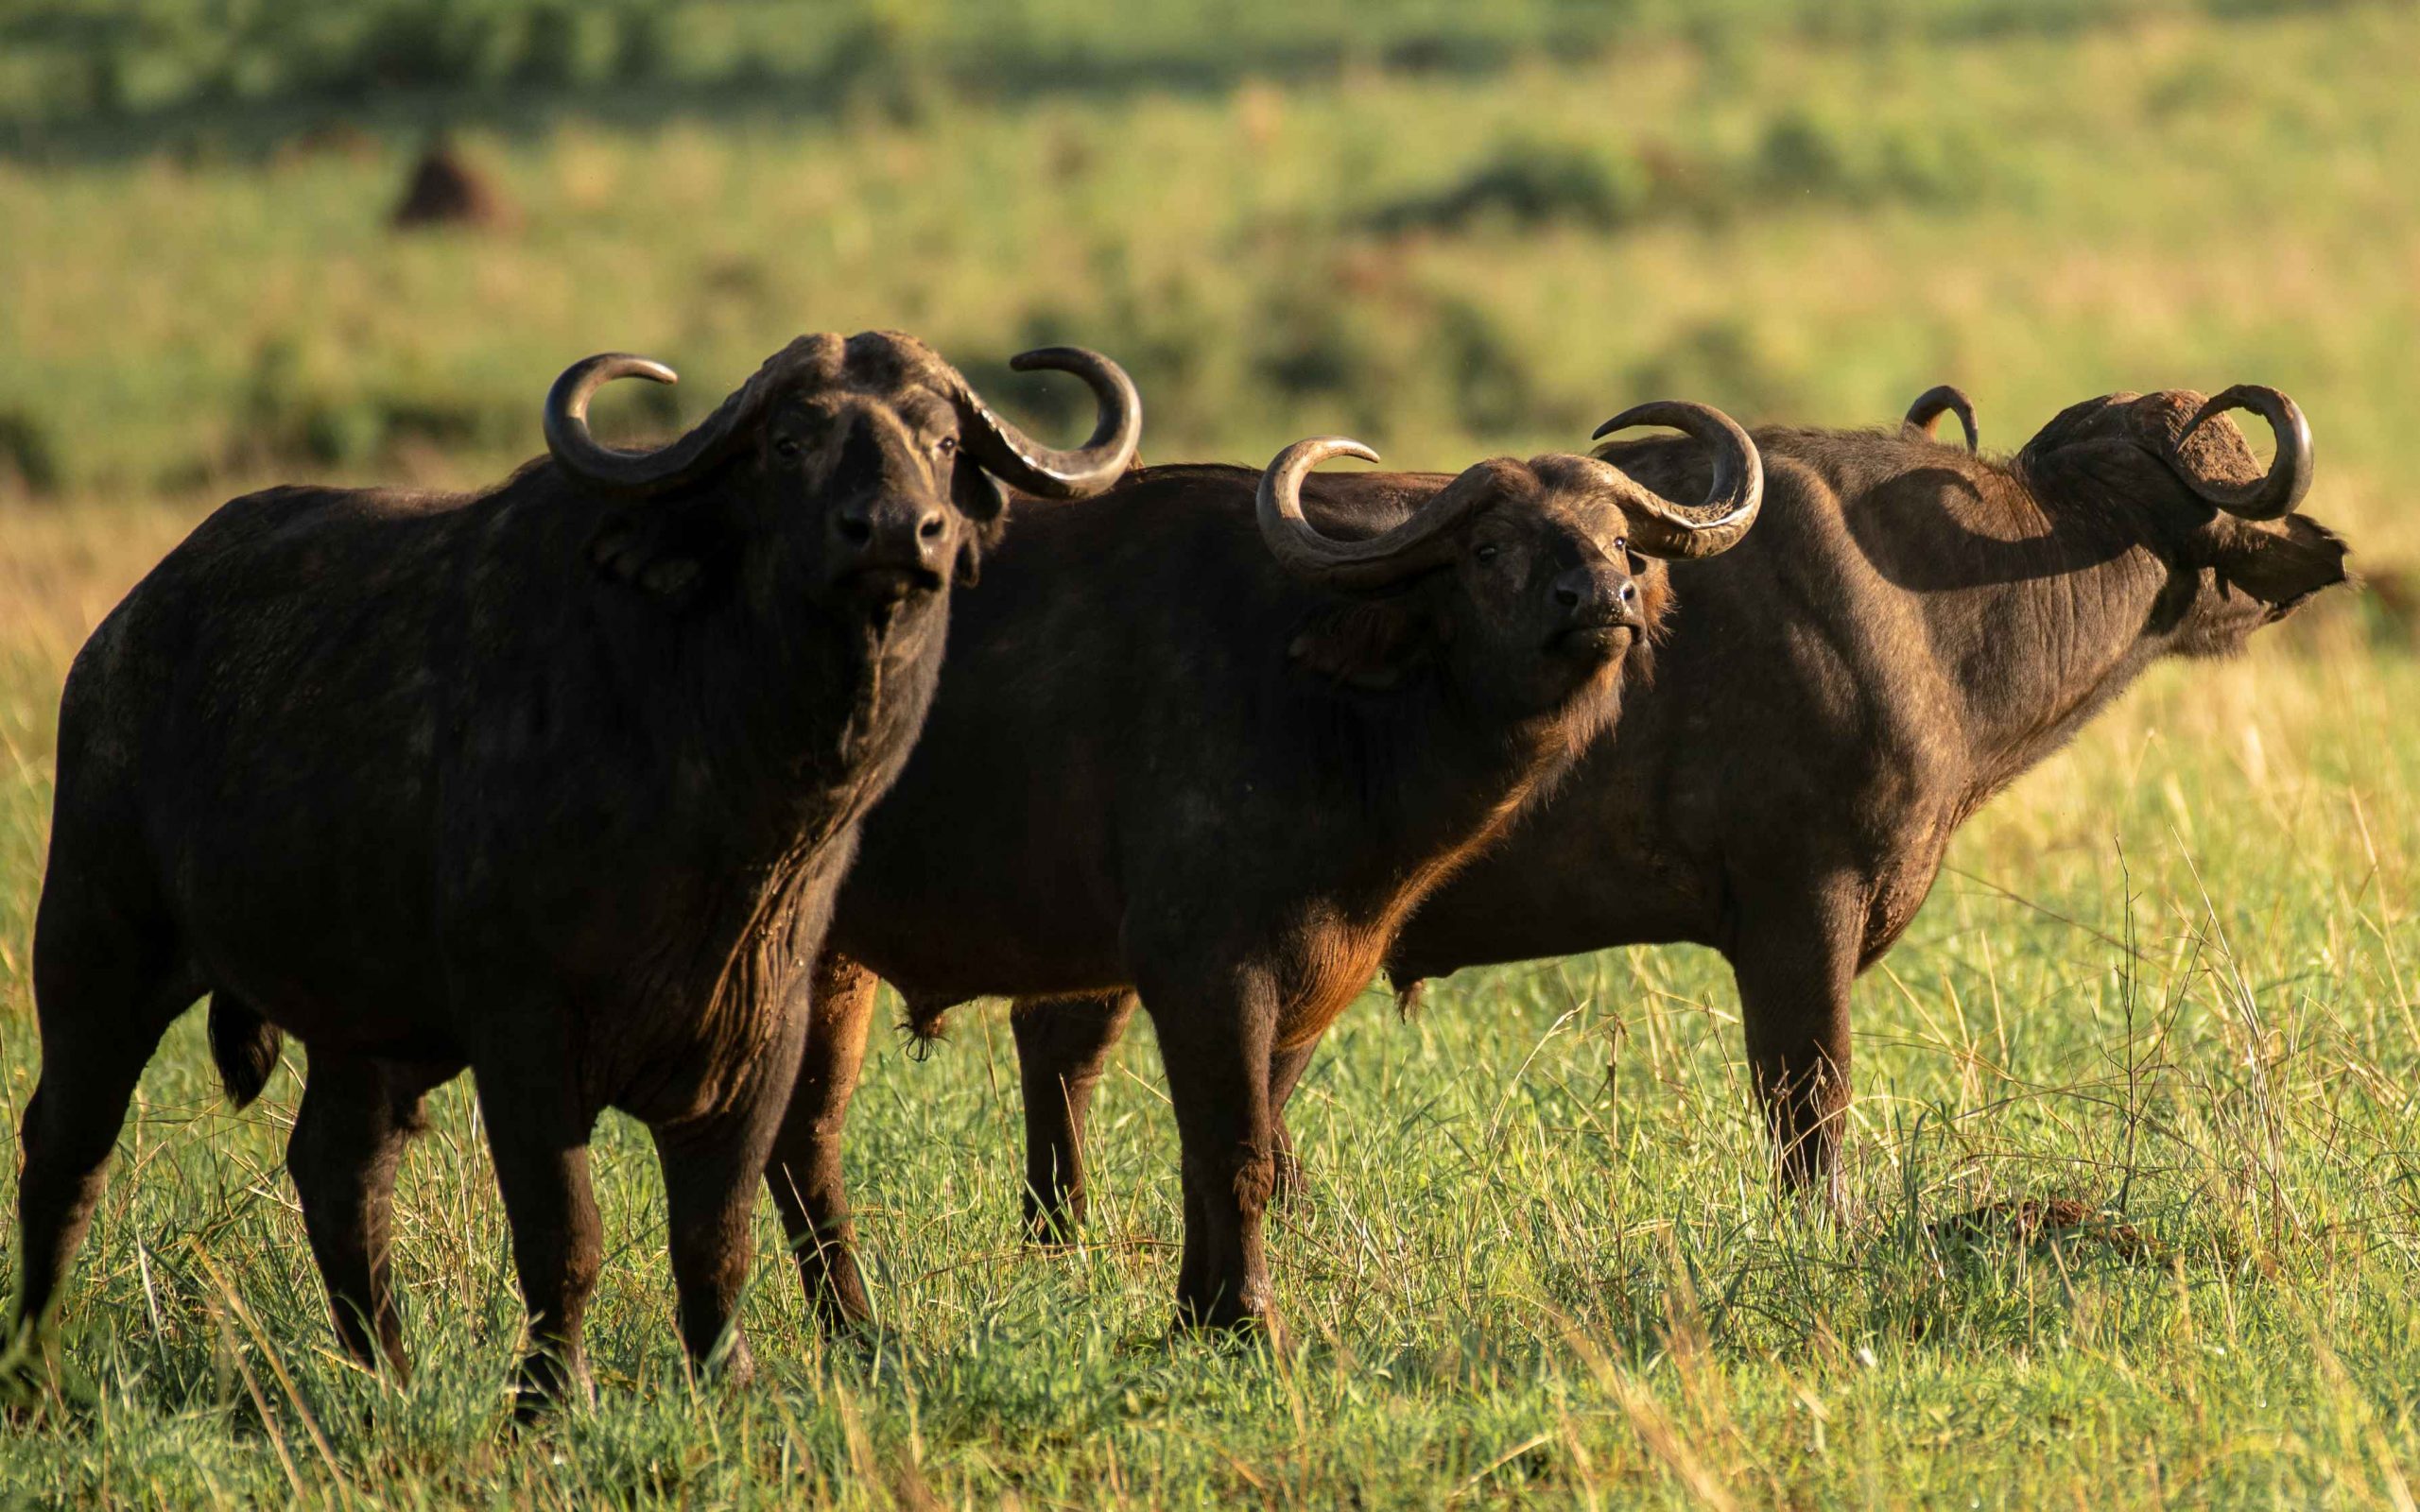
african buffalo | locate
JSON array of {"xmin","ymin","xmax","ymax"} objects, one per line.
[
  {"xmin": 1001, "ymin": 383, "xmax": 2348, "ymax": 1224},
  {"xmin": 769, "ymin": 404, "xmax": 1765, "ymax": 1335},
  {"xmin": 3, "ymin": 333, "xmax": 1139, "ymax": 1410}
]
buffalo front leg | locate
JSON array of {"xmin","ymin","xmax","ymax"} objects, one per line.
[
  {"xmin": 285, "ymin": 1052, "xmax": 457, "ymax": 1380},
  {"xmin": 1009, "ymin": 991, "xmax": 1137, "ymax": 1243},
  {"xmin": 5, "ymin": 893, "xmax": 190, "ymax": 1402},
  {"xmin": 4, "ymin": 977, "xmax": 186, "ymax": 1402},
  {"xmin": 767, "ymin": 953, "xmax": 879, "ymax": 1329},
  {"xmin": 649, "ymin": 1005, "xmax": 806, "ymax": 1389},
  {"xmin": 1140, "ymin": 965, "xmax": 1282, "ymax": 1341},
  {"xmin": 1728, "ymin": 885, "xmax": 1861, "ymax": 1211},
  {"xmin": 473, "ymin": 1030, "xmax": 603, "ymax": 1416}
]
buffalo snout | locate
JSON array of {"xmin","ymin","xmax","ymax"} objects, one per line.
[
  {"xmin": 1551, "ymin": 561, "xmax": 1643, "ymax": 646},
  {"xmin": 830, "ymin": 494, "xmax": 950, "ymax": 590}
]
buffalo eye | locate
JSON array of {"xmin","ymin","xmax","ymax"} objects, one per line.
[
  {"xmin": 773, "ymin": 437, "xmax": 803, "ymax": 459},
  {"xmin": 935, "ymin": 435, "xmax": 958, "ymax": 457},
  {"xmin": 1475, "ymin": 543, "xmax": 1500, "ymax": 563},
  {"xmin": 1614, "ymin": 535, "xmax": 1627, "ymax": 553}
]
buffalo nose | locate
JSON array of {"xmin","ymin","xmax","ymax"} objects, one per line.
[
  {"xmin": 835, "ymin": 499, "xmax": 948, "ymax": 572},
  {"xmin": 1554, "ymin": 564, "xmax": 1638, "ymax": 625}
]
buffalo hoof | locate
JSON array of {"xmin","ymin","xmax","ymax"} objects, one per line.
[
  {"xmin": 796, "ymin": 1238, "xmax": 876, "ymax": 1334},
  {"xmin": 0, "ymin": 1337, "xmax": 96, "ymax": 1423},
  {"xmin": 704, "ymin": 1334, "xmax": 757, "ymax": 1392},
  {"xmin": 1169, "ymin": 1300, "xmax": 1288, "ymax": 1353},
  {"xmin": 511, "ymin": 1353, "xmax": 596, "ymax": 1422},
  {"xmin": 1021, "ymin": 1193, "xmax": 1087, "ymax": 1250},
  {"xmin": 809, "ymin": 1279, "xmax": 876, "ymax": 1337}
]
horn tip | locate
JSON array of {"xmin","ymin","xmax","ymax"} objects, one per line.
[
  {"xmin": 1591, "ymin": 401, "xmax": 1694, "ymax": 441},
  {"xmin": 1008, "ymin": 345, "xmax": 1096, "ymax": 373},
  {"xmin": 580, "ymin": 353, "xmax": 678, "ymax": 387}
]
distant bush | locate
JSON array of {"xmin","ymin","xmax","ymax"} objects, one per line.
[
  {"xmin": 1624, "ymin": 318, "xmax": 1806, "ymax": 422},
  {"xmin": 1369, "ymin": 142, "xmax": 1651, "ymax": 235},
  {"xmin": 0, "ymin": 0, "xmax": 2246, "ymax": 143},
  {"xmin": 228, "ymin": 339, "xmax": 521, "ymax": 474},
  {"xmin": 1370, "ymin": 105, "xmax": 2003, "ymax": 249},
  {"xmin": 1752, "ymin": 108, "xmax": 1985, "ymax": 210},
  {"xmin": 0, "ymin": 411, "xmax": 60, "ymax": 497}
]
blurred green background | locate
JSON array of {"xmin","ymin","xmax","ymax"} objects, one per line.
[
  {"xmin": 4, "ymin": 0, "xmax": 2411, "ymax": 530},
  {"xmin": 5, "ymin": 4, "xmax": 2419, "ymax": 1506}
]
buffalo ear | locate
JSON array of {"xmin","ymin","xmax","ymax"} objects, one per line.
[
  {"xmin": 1289, "ymin": 598, "xmax": 1436, "ymax": 691},
  {"xmin": 2205, "ymin": 514, "xmax": 2349, "ymax": 612},
  {"xmin": 951, "ymin": 456, "xmax": 1011, "ymax": 586},
  {"xmin": 589, "ymin": 508, "xmax": 717, "ymax": 605},
  {"xmin": 952, "ymin": 454, "xmax": 1007, "ymax": 523}
]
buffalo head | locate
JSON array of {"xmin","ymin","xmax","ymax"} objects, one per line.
[
  {"xmin": 1257, "ymin": 401, "xmax": 1762, "ymax": 718},
  {"xmin": 544, "ymin": 331, "xmax": 1140, "ymax": 636},
  {"xmin": 2015, "ymin": 385, "xmax": 2346, "ymax": 658}
]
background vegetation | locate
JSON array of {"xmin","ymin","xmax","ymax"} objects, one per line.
[{"xmin": 3, "ymin": 1, "xmax": 2416, "ymax": 1504}]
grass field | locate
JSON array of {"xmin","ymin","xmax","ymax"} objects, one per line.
[{"xmin": 4, "ymin": 3, "xmax": 2420, "ymax": 1505}]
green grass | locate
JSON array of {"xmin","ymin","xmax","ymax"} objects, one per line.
[{"xmin": 4, "ymin": 4, "xmax": 2420, "ymax": 1505}]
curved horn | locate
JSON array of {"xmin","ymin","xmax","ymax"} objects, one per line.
[
  {"xmin": 1904, "ymin": 385, "xmax": 1979, "ymax": 453},
  {"xmin": 1587, "ymin": 401, "xmax": 1765, "ymax": 559},
  {"xmin": 2163, "ymin": 384, "xmax": 2312, "ymax": 520},
  {"xmin": 957, "ymin": 346, "xmax": 1141, "ymax": 499},
  {"xmin": 1256, "ymin": 438, "xmax": 1512, "ymax": 592},
  {"xmin": 544, "ymin": 352, "xmax": 783, "ymax": 495}
]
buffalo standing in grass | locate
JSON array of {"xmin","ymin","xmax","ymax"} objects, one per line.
[
  {"xmin": 771, "ymin": 404, "xmax": 1763, "ymax": 1335},
  {"xmin": 1002, "ymin": 384, "xmax": 2347, "ymax": 1222},
  {"xmin": 3, "ymin": 333, "xmax": 1139, "ymax": 1409}
]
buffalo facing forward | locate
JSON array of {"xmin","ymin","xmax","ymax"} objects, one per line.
[
  {"xmin": 5, "ymin": 333, "xmax": 1139, "ymax": 1409},
  {"xmin": 773, "ymin": 404, "xmax": 1763, "ymax": 1335}
]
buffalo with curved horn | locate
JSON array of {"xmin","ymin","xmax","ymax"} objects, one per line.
[
  {"xmin": 769, "ymin": 402, "xmax": 1763, "ymax": 1336},
  {"xmin": 1903, "ymin": 384, "xmax": 1980, "ymax": 452},
  {"xmin": 4, "ymin": 332, "xmax": 1137, "ymax": 1411},
  {"xmin": 994, "ymin": 384, "xmax": 2348, "ymax": 1229}
]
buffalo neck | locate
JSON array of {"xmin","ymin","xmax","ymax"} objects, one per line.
[
  {"xmin": 1320, "ymin": 655, "xmax": 1617, "ymax": 918},
  {"xmin": 1927, "ymin": 476, "xmax": 2174, "ymax": 809},
  {"xmin": 581, "ymin": 507, "xmax": 942, "ymax": 866}
]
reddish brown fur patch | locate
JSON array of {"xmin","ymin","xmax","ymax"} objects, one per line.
[
  {"xmin": 1930, "ymin": 1198, "xmax": 2154, "ymax": 1260},
  {"xmin": 1272, "ymin": 705, "xmax": 1590, "ymax": 1052}
]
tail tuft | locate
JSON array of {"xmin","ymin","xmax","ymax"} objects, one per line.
[{"xmin": 208, "ymin": 993, "xmax": 283, "ymax": 1108}]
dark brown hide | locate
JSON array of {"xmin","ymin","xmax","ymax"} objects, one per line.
[
  {"xmin": 1001, "ymin": 387, "xmax": 2347, "ymax": 1225},
  {"xmin": 769, "ymin": 416, "xmax": 1759, "ymax": 1336},
  {"xmin": 3, "ymin": 332, "xmax": 1138, "ymax": 1411}
]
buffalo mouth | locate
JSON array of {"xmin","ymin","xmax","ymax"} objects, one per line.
[
  {"xmin": 830, "ymin": 564, "xmax": 944, "ymax": 630},
  {"xmin": 1552, "ymin": 619, "xmax": 1638, "ymax": 658}
]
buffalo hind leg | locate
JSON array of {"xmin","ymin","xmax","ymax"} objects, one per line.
[
  {"xmin": 1014, "ymin": 995, "xmax": 1319, "ymax": 1240},
  {"xmin": 286, "ymin": 1052, "xmax": 455, "ymax": 1380},
  {"xmin": 767, "ymin": 953, "xmax": 880, "ymax": 1329},
  {"xmin": 1141, "ymin": 965, "xmax": 1281, "ymax": 1340},
  {"xmin": 5, "ymin": 893, "xmax": 191, "ymax": 1400},
  {"xmin": 648, "ymin": 1005, "xmax": 808, "ymax": 1388},
  {"xmin": 1010, "ymin": 992, "xmax": 1137, "ymax": 1243},
  {"xmin": 1263, "ymin": 1040, "xmax": 1318, "ymax": 1209},
  {"xmin": 1729, "ymin": 885, "xmax": 1860, "ymax": 1211},
  {"xmin": 473, "ymin": 1026, "xmax": 603, "ymax": 1415}
]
